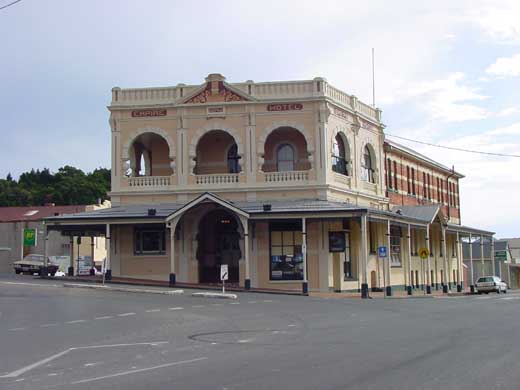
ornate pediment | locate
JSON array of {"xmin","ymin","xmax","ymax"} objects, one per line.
[{"xmin": 183, "ymin": 74, "xmax": 251, "ymax": 104}]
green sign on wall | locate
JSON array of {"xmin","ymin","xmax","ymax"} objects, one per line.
[
  {"xmin": 495, "ymin": 250, "xmax": 507, "ymax": 260},
  {"xmin": 23, "ymin": 228, "xmax": 37, "ymax": 247}
]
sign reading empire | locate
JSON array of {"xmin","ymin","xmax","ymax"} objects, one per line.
[
  {"xmin": 267, "ymin": 103, "xmax": 303, "ymax": 112},
  {"xmin": 131, "ymin": 109, "xmax": 167, "ymax": 117}
]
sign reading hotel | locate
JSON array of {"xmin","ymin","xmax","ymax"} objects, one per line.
[
  {"xmin": 267, "ymin": 103, "xmax": 303, "ymax": 112},
  {"xmin": 131, "ymin": 109, "xmax": 167, "ymax": 118}
]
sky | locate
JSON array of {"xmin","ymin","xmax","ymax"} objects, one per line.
[{"xmin": 1, "ymin": 0, "xmax": 519, "ymax": 237}]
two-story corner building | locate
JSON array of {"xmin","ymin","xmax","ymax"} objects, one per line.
[{"xmin": 44, "ymin": 73, "xmax": 494, "ymax": 296}]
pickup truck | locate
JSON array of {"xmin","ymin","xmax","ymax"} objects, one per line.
[{"xmin": 13, "ymin": 254, "xmax": 59, "ymax": 276}]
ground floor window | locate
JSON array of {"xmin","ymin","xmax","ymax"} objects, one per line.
[
  {"xmin": 270, "ymin": 221, "xmax": 303, "ymax": 281},
  {"xmin": 134, "ymin": 225, "xmax": 166, "ymax": 255},
  {"xmin": 390, "ymin": 226, "xmax": 402, "ymax": 267}
]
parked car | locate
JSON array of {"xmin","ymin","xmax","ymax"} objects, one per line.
[
  {"xmin": 475, "ymin": 276, "xmax": 507, "ymax": 294},
  {"xmin": 13, "ymin": 254, "xmax": 59, "ymax": 276}
]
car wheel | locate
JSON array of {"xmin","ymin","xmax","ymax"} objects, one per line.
[
  {"xmin": 478, "ymin": 291, "xmax": 482, "ymax": 295},
  {"xmin": 504, "ymin": 289, "xmax": 507, "ymax": 294},
  {"xmin": 50, "ymin": 271, "xmax": 56, "ymax": 276},
  {"xmin": 15, "ymin": 269, "xmax": 21, "ymax": 274},
  {"xmin": 485, "ymin": 292, "xmax": 489, "ymax": 294},
  {"xmin": 497, "ymin": 289, "xmax": 500, "ymax": 294}
]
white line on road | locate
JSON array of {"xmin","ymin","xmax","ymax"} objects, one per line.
[
  {"xmin": 192, "ymin": 305, "xmax": 205, "ymax": 308},
  {"xmin": 145, "ymin": 309, "xmax": 161, "ymax": 313},
  {"xmin": 0, "ymin": 349, "xmax": 72, "ymax": 378},
  {"xmin": 70, "ymin": 357, "xmax": 208, "ymax": 385},
  {"xmin": 94, "ymin": 316, "xmax": 113, "ymax": 320},
  {"xmin": 263, "ymin": 300, "xmax": 273, "ymax": 303},
  {"xmin": 0, "ymin": 341, "xmax": 170, "ymax": 378},
  {"xmin": 66, "ymin": 320, "xmax": 86, "ymax": 324},
  {"xmin": 76, "ymin": 341, "xmax": 169, "ymax": 350},
  {"xmin": 0, "ymin": 281, "xmax": 59, "ymax": 288},
  {"xmin": 230, "ymin": 302, "xmax": 240, "ymax": 305},
  {"xmin": 40, "ymin": 323, "xmax": 59, "ymax": 327},
  {"xmin": 168, "ymin": 307, "xmax": 183, "ymax": 310},
  {"xmin": 8, "ymin": 327, "xmax": 27, "ymax": 331},
  {"xmin": 248, "ymin": 301, "xmax": 257, "ymax": 304},
  {"xmin": 117, "ymin": 312, "xmax": 136, "ymax": 317}
]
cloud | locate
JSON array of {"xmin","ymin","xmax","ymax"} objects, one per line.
[
  {"xmin": 468, "ymin": 1, "xmax": 520, "ymax": 43},
  {"xmin": 486, "ymin": 54, "xmax": 520, "ymax": 77},
  {"xmin": 496, "ymin": 107, "xmax": 520, "ymax": 117},
  {"xmin": 488, "ymin": 123, "xmax": 520, "ymax": 136},
  {"xmin": 406, "ymin": 73, "xmax": 489, "ymax": 122}
]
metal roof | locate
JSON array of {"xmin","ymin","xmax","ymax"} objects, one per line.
[
  {"xmin": 385, "ymin": 139, "xmax": 465, "ymax": 178},
  {"xmin": 0, "ymin": 205, "xmax": 87, "ymax": 222},
  {"xmin": 391, "ymin": 205, "xmax": 441, "ymax": 223}
]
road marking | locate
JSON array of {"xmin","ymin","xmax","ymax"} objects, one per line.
[
  {"xmin": 145, "ymin": 309, "xmax": 161, "ymax": 313},
  {"xmin": 230, "ymin": 302, "xmax": 240, "ymax": 305},
  {"xmin": 117, "ymin": 312, "xmax": 136, "ymax": 317},
  {"xmin": 263, "ymin": 300, "xmax": 273, "ymax": 303},
  {"xmin": 0, "ymin": 281, "xmax": 59, "ymax": 288},
  {"xmin": 237, "ymin": 339, "xmax": 253, "ymax": 343},
  {"xmin": 288, "ymin": 324, "xmax": 296, "ymax": 327},
  {"xmin": 168, "ymin": 307, "xmax": 183, "ymax": 311},
  {"xmin": 9, "ymin": 327, "xmax": 27, "ymax": 331},
  {"xmin": 248, "ymin": 301, "xmax": 257, "ymax": 304},
  {"xmin": 94, "ymin": 316, "xmax": 113, "ymax": 320},
  {"xmin": 40, "ymin": 323, "xmax": 59, "ymax": 327},
  {"xmin": 0, "ymin": 341, "xmax": 170, "ymax": 378},
  {"xmin": 0, "ymin": 349, "xmax": 72, "ymax": 378},
  {"xmin": 192, "ymin": 305, "xmax": 205, "ymax": 308},
  {"xmin": 70, "ymin": 357, "xmax": 208, "ymax": 385},
  {"xmin": 211, "ymin": 303, "xmax": 222, "ymax": 306},
  {"xmin": 48, "ymin": 373, "xmax": 58, "ymax": 376},
  {"xmin": 66, "ymin": 320, "xmax": 86, "ymax": 324}
]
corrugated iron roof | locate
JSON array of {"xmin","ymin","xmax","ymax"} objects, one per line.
[{"xmin": 0, "ymin": 205, "xmax": 87, "ymax": 222}]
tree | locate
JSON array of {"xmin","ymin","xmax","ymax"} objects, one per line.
[{"xmin": 0, "ymin": 166, "xmax": 111, "ymax": 207}]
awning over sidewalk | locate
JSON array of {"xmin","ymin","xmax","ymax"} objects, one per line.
[{"xmin": 44, "ymin": 192, "xmax": 492, "ymax": 235}]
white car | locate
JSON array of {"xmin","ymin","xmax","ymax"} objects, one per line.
[{"xmin": 475, "ymin": 276, "xmax": 507, "ymax": 294}]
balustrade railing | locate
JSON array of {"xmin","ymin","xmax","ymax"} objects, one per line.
[
  {"xmin": 195, "ymin": 173, "xmax": 239, "ymax": 185},
  {"xmin": 264, "ymin": 171, "xmax": 309, "ymax": 183},
  {"xmin": 128, "ymin": 176, "xmax": 171, "ymax": 187}
]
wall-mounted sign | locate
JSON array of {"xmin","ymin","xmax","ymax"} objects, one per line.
[
  {"xmin": 332, "ymin": 106, "xmax": 353, "ymax": 122},
  {"xmin": 267, "ymin": 103, "xmax": 303, "ymax": 112},
  {"xmin": 131, "ymin": 109, "xmax": 167, "ymax": 118},
  {"xmin": 329, "ymin": 232, "xmax": 346, "ymax": 252},
  {"xmin": 207, "ymin": 106, "xmax": 225, "ymax": 116},
  {"xmin": 23, "ymin": 228, "xmax": 37, "ymax": 247}
]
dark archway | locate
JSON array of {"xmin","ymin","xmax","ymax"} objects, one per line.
[{"xmin": 196, "ymin": 209, "xmax": 241, "ymax": 284}]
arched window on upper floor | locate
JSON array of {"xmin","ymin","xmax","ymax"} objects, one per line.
[
  {"xmin": 332, "ymin": 134, "xmax": 349, "ymax": 176},
  {"xmin": 277, "ymin": 144, "xmax": 295, "ymax": 172},
  {"xmin": 362, "ymin": 145, "xmax": 376, "ymax": 183}
]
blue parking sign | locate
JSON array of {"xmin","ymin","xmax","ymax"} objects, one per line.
[{"xmin": 378, "ymin": 246, "xmax": 387, "ymax": 258}]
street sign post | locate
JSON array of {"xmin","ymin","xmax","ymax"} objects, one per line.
[
  {"xmin": 220, "ymin": 264, "xmax": 229, "ymax": 294},
  {"xmin": 418, "ymin": 248, "xmax": 430, "ymax": 295},
  {"xmin": 377, "ymin": 246, "xmax": 388, "ymax": 297}
]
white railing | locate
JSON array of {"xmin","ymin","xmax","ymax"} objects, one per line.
[
  {"xmin": 252, "ymin": 80, "xmax": 316, "ymax": 98},
  {"xmin": 128, "ymin": 176, "xmax": 171, "ymax": 187},
  {"xmin": 323, "ymin": 83, "xmax": 351, "ymax": 107},
  {"xmin": 195, "ymin": 173, "xmax": 239, "ymax": 185},
  {"xmin": 355, "ymin": 100, "xmax": 378, "ymax": 119},
  {"xmin": 264, "ymin": 171, "xmax": 309, "ymax": 183}
]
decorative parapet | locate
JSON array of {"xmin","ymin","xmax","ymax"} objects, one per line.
[{"xmin": 110, "ymin": 75, "xmax": 382, "ymax": 124}]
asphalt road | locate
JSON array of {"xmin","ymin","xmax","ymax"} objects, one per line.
[{"xmin": 1, "ymin": 274, "xmax": 519, "ymax": 390}]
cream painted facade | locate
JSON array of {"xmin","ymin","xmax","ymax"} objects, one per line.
[{"xmin": 45, "ymin": 74, "xmax": 494, "ymax": 295}]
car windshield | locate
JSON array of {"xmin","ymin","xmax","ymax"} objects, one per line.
[
  {"xmin": 477, "ymin": 277, "xmax": 494, "ymax": 283},
  {"xmin": 24, "ymin": 254, "xmax": 43, "ymax": 261}
]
